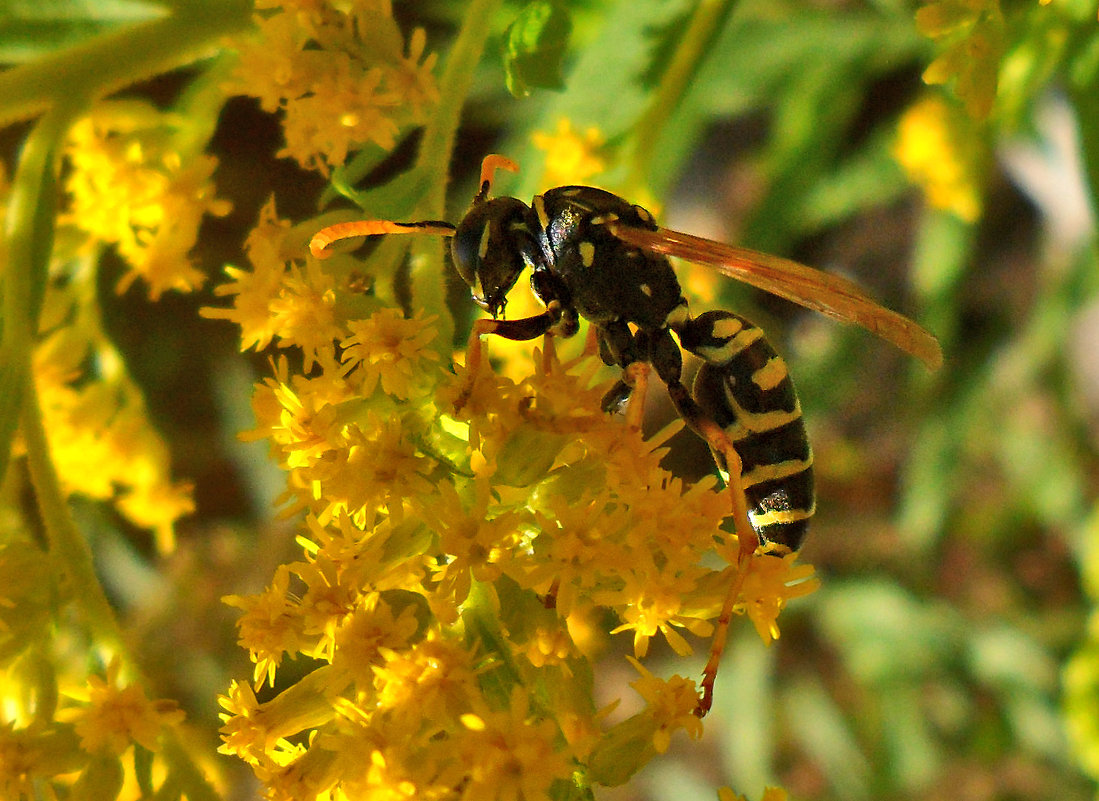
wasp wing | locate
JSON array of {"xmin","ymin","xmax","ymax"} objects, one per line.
[{"xmin": 610, "ymin": 223, "xmax": 943, "ymax": 370}]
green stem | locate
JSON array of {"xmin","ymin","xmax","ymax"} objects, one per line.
[
  {"xmin": 22, "ymin": 377, "xmax": 124, "ymax": 649},
  {"xmin": 409, "ymin": 0, "xmax": 507, "ymax": 347},
  {"xmin": 21, "ymin": 273, "xmax": 225, "ymax": 801},
  {"xmin": 0, "ymin": 0, "xmax": 252, "ymax": 128},
  {"xmin": 415, "ymin": 0, "xmax": 508, "ymax": 212},
  {"xmin": 0, "ymin": 103, "xmax": 79, "ymax": 487},
  {"xmin": 627, "ymin": 0, "xmax": 739, "ymax": 192}
]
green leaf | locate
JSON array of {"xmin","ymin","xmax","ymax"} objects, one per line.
[
  {"xmin": 0, "ymin": 0, "xmax": 165, "ymax": 64},
  {"xmin": 502, "ymin": 1, "xmax": 572, "ymax": 98},
  {"xmin": 331, "ymin": 165, "xmax": 436, "ymax": 220}
]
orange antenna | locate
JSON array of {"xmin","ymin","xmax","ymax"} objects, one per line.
[
  {"xmin": 475, "ymin": 154, "xmax": 519, "ymax": 203},
  {"xmin": 310, "ymin": 219, "xmax": 456, "ymax": 260}
]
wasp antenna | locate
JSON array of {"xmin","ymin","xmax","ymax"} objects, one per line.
[
  {"xmin": 310, "ymin": 219, "xmax": 456, "ymax": 259},
  {"xmin": 475, "ymin": 154, "xmax": 520, "ymax": 203}
]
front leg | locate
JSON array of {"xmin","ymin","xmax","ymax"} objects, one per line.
[{"xmin": 453, "ymin": 302, "xmax": 564, "ymax": 412}]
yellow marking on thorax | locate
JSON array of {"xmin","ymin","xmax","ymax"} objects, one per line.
[
  {"xmin": 533, "ymin": 195, "xmax": 550, "ymax": 230},
  {"xmin": 579, "ymin": 241, "xmax": 596, "ymax": 267}
]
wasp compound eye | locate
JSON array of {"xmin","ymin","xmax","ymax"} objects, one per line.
[{"xmin": 450, "ymin": 197, "xmax": 537, "ymax": 317}]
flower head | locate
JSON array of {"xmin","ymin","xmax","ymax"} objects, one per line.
[
  {"xmin": 533, "ymin": 118, "xmax": 606, "ymax": 188},
  {"xmin": 64, "ymin": 107, "xmax": 231, "ymax": 299},
  {"xmin": 894, "ymin": 94, "xmax": 986, "ymax": 221},
  {"xmin": 62, "ymin": 658, "xmax": 185, "ymax": 755},
  {"xmin": 341, "ymin": 309, "xmax": 440, "ymax": 399},
  {"xmin": 227, "ymin": 2, "xmax": 439, "ymax": 172}
]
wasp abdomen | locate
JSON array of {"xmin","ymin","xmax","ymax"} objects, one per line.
[{"xmin": 681, "ymin": 311, "xmax": 815, "ymax": 551}]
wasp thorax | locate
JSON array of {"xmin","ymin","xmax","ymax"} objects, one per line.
[{"xmin": 450, "ymin": 197, "xmax": 537, "ymax": 318}]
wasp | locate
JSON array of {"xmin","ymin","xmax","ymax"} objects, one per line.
[{"xmin": 310, "ymin": 154, "xmax": 942, "ymax": 714}]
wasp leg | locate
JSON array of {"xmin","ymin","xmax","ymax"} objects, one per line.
[
  {"xmin": 696, "ymin": 561, "xmax": 752, "ymax": 717},
  {"xmin": 663, "ymin": 382, "xmax": 757, "ymax": 558},
  {"xmin": 647, "ymin": 327, "xmax": 758, "ymax": 558},
  {"xmin": 454, "ymin": 304, "xmax": 563, "ymax": 412},
  {"xmin": 621, "ymin": 363, "xmax": 651, "ymax": 432},
  {"xmin": 663, "ymin": 382, "xmax": 758, "ymax": 718},
  {"xmin": 672, "ymin": 310, "xmax": 818, "ymax": 716},
  {"xmin": 646, "ymin": 324, "xmax": 760, "ymax": 717},
  {"xmin": 596, "ymin": 321, "xmax": 645, "ymax": 415}
]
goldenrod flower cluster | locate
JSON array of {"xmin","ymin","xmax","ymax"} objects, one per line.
[
  {"xmin": 894, "ymin": 94, "xmax": 986, "ymax": 222},
  {"xmin": 65, "ymin": 104, "xmax": 232, "ymax": 300},
  {"xmin": 2, "ymin": 2, "xmax": 820, "ymax": 798},
  {"xmin": 4, "ymin": 102, "xmax": 216, "ymax": 553},
  {"xmin": 0, "ymin": 654, "xmax": 185, "ymax": 799},
  {"xmin": 207, "ymin": 181, "xmax": 818, "ymax": 797},
  {"xmin": 227, "ymin": 0, "xmax": 440, "ymax": 173}
]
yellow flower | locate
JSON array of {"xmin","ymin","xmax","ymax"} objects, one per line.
[
  {"xmin": 329, "ymin": 593, "xmax": 423, "ymax": 688},
  {"xmin": 268, "ymin": 259, "xmax": 343, "ymax": 372},
  {"xmin": 64, "ymin": 108, "xmax": 231, "ymax": 299},
  {"xmin": 458, "ymin": 688, "xmax": 575, "ymax": 801},
  {"xmin": 341, "ymin": 309, "xmax": 440, "ymax": 399},
  {"xmin": 217, "ymin": 680, "xmax": 267, "ymax": 765},
  {"xmin": 62, "ymin": 658, "xmax": 184, "ymax": 755},
  {"xmin": 372, "ymin": 631, "xmax": 480, "ymax": 727},
  {"xmin": 419, "ymin": 479, "xmax": 526, "ymax": 606},
  {"xmin": 611, "ymin": 566, "xmax": 714, "ymax": 659},
  {"xmin": 33, "ymin": 343, "xmax": 195, "ymax": 551},
  {"xmin": 0, "ymin": 721, "xmax": 77, "ymax": 800},
  {"xmin": 532, "ymin": 118, "xmax": 606, "ymax": 188},
  {"xmin": 894, "ymin": 94, "xmax": 985, "ymax": 221},
  {"xmin": 116, "ymin": 478, "xmax": 196, "ymax": 554},
  {"xmin": 737, "ymin": 552, "xmax": 820, "ymax": 644},
  {"xmin": 224, "ymin": 565, "xmax": 307, "ymax": 688},
  {"xmin": 627, "ymin": 658, "xmax": 703, "ymax": 753},
  {"xmin": 916, "ymin": 0, "xmax": 1004, "ymax": 119},
  {"xmin": 314, "ymin": 416, "xmax": 437, "ymax": 525},
  {"xmin": 202, "ymin": 197, "xmax": 292, "ymax": 352},
  {"xmin": 228, "ymin": 2, "xmax": 439, "ymax": 172},
  {"xmin": 243, "ymin": 364, "xmax": 356, "ymax": 472}
]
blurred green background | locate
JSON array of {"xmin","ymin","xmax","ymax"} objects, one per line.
[{"xmin": 5, "ymin": 0, "xmax": 1099, "ymax": 799}]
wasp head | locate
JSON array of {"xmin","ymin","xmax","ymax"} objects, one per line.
[{"xmin": 450, "ymin": 197, "xmax": 537, "ymax": 318}]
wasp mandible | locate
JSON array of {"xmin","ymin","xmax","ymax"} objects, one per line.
[{"xmin": 310, "ymin": 154, "xmax": 942, "ymax": 714}]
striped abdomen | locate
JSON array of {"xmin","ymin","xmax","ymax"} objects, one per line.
[{"xmin": 681, "ymin": 311, "xmax": 814, "ymax": 551}]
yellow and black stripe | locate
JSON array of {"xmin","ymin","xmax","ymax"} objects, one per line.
[{"xmin": 680, "ymin": 310, "xmax": 814, "ymax": 551}]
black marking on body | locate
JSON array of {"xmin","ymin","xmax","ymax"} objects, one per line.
[{"xmin": 683, "ymin": 311, "xmax": 814, "ymax": 550}]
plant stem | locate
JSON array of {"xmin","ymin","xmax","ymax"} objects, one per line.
[
  {"xmin": 410, "ymin": 0, "xmax": 507, "ymax": 347},
  {"xmin": 0, "ymin": 0, "xmax": 252, "ymax": 128},
  {"xmin": 0, "ymin": 103, "xmax": 79, "ymax": 487},
  {"xmin": 628, "ymin": 0, "xmax": 739, "ymax": 192}
]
